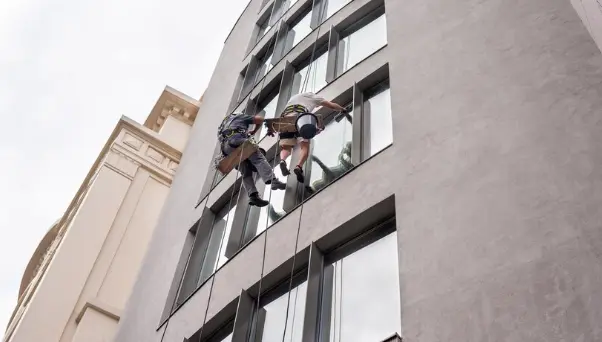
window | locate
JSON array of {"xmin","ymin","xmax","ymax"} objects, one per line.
[
  {"xmin": 321, "ymin": 232, "xmax": 400, "ymax": 342},
  {"xmin": 287, "ymin": 9, "xmax": 313, "ymax": 50},
  {"xmin": 178, "ymin": 201, "xmax": 238, "ymax": 303},
  {"xmin": 304, "ymin": 106, "xmax": 353, "ymax": 196},
  {"xmin": 291, "ymin": 48, "xmax": 328, "ymax": 95},
  {"xmin": 321, "ymin": 0, "xmax": 351, "ymax": 20},
  {"xmin": 243, "ymin": 156, "xmax": 289, "ymax": 240},
  {"xmin": 251, "ymin": 279, "xmax": 307, "ymax": 342},
  {"xmin": 363, "ymin": 80, "xmax": 392, "ymax": 158},
  {"xmin": 257, "ymin": 94, "xmax": 280, "ymax": 141},
  {"xmin": 198, "ymin": 203, "xmax": 238, "ymax": 284},
  {"xmin": 255, "ymin": 47, "xmax": 276, "ymax": 85},
  {"xmin": 257, "ymin": 20, "xmax": 272, "ymax": 43},
  {"xmin": 337, "ymin": 13, "xmax": 387, "ymax": 75}
]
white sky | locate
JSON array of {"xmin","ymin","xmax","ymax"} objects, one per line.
[{"xmin": 0, "ymin": 0, "xmax": 250, "ymax": 331}]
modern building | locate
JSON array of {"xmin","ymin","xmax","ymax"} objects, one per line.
[
  {"xmin": 3, "ymin": 87, "xmax": 200, "ymax": 342},
  {"xmin": 114, "ymin": 0, "xmax": 602, "ymax": 341}
]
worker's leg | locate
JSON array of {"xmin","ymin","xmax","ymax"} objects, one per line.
[
  {"xmin": 247, "ymin": 150, "xmax": 286, "ymax": 190},
  {"xmin": 293, "ymin": 139, "xmax": 310, "ymax": 183},
  {"xmin": 239, "ymin": 160, "xmax": 269, "ymax": 207},
  {"xmin": 278, "ymin": 133, "xmax": 296, "ymax": 176}
]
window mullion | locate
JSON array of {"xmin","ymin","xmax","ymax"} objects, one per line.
[
  {"xmin": 351, "ymin": 83, "xmax": 363, "ymax": 165},
  {"xmin": 231, "ymin": 290, "xmax": 255, "ymax": 342},
  {"xmin": 301, "ymin": 243, "xmax": 325, "ymax": 342},
  {"xmin": 325, "ymin": 25, "xmax": 339, "ymax": 83}
]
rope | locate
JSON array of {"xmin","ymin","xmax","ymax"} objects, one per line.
[
  {"xmin": 160, "ymin": 134, "xmax": 246, "ymax": 342},
  {"xmin": 278, "ymin": 2, "xmax": 324, "ymax": 341}
]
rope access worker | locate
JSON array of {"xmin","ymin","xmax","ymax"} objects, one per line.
[
  {"xmin": 218, "ymin": 112, "xmax": 286, "ymax": 207},
  {"xmin": 277, "ymin": 92, "xmax": 347, "ymax": 183}
]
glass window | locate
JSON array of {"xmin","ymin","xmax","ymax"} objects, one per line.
[
  {"xmin": 288, "ymin": 10, "xmax": 313, "ymax": 49},
  {"xmin": 363, "ymin": 82, "xmax": 392, "ymax": 158},
  {"xmin": 257, "ymin": 21, "xmax": 272, "ymax": 43},
  {"xmin": 338, "ymin": 13, "xmax": 387, "ymax": 75},
  {"xmin": 322, "ymin": 232, "xmax": 401, "ymax": 342},
  {"xmin": 305, "ymin": 109, "xmax": 354, "ymax": 195},
  {"xmin": 258, "ymin": 94, "xmax": 280, "ymax": 140},
  {"xmin": 288, "ymin": 0, "xmax": 299, "ymax": 9},
  {"xmin": 292, "ymin": 50, "xmax": 328, "ymax": 95},
  {"xmin": 248, "ymin": 157, "xmax": 289, "ymax": 237},
  {"xmin": 253, "ymin": 281, "xmax": 307, "ymax": 342},
  {"xmin": 323, "ymin": 0, "xmax": 351, "ymax": 19},
  {"xmin": 198, "ymin": 203, "xmax": 237, "ymax": 284},
  {"xmin": 255, "ymin": 48, "xmax": 275, "ymax": 84}
]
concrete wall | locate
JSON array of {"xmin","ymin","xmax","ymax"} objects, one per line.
[{"xmin": 115, "ymin": 0, "xmax": 602, "ymax": 341}]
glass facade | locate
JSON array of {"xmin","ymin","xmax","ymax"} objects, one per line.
[
  {"xmin": 292, "ymin": 51, "xmax": 328, "ymax": 95},
  {"xmin": 338, "ymin": 13, "xmax": 387, "ymax": 75},
  {"xmin": 288, "ymin": 10, "xmax": 313, "ymax": 49},
  {"xmin": 364, "ymin": 83, "xmax": 392, "ymax": 158},
  {"xmin": 306, "ymin": 109, "xmax": 353, "ymax": 194},
  {"xmin": 198, "ymin": 203, "xmax": 237, "ymax": 285},
  {"xmin": 255, "ymin": 48, "xmax": 275, "ymax": 84},
  {"xmin": 258, "ymin": 94, "xmax": 280, "ymax": 140},
  {"xmin": 322, "ymin": 232, "xmax": 400, "ymax": 342},
  {"xmin": 248, "ymin": 156, "xmax": 289, "ymax": 236},
  {"xmin": 253, "ymin": 281, "xmax": 307, "ymax": 342}
]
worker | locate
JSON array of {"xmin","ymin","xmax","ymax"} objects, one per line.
[
  {"xmin": 277, "ymin": 92, "xmax": 347, "ymax": 183},
  {"xmin": 218, "ymin": 112, "xmax": 286, "ymax": 207}
]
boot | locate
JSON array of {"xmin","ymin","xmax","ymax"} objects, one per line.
[
  {"xmin": 279, "ymin": 160, "xmax": 291, "ymax": 176},
  {"xmin": 270, "ymin": 178, "xmax": 286, "ymax": 190},
  {"xmin": 249, "ymin": 192, "xmax": 269, "ymax": 207},
  {"xmin": 294, "ymin": 165, "xmax": 305, "ymax": 183}
]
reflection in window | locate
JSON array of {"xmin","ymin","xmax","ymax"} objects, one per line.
[
  {"xmin": 292, "ymin": 50, "xmax": 328, "ymax": 95},
  {"xmin": 252, "ymin": 157, "xmax": 289, "ymax": 236},
  {"xmin": 322, "ymin": 232, "xmax": 400, "ymax": 342},
  {"xmin": 253, "ymin": 281, "xmax": 307, "ymax": 342},
  {"xmin": 198, "ymin": 203, "xmax": 237, "ymax": 284},
  {"xmin": 305, "ymin": 109, "xmax": 353, "ymax": 195},
  {"xmin": 288, "ymin": 10, "xmax": 313, "ymax": 49},
  {"xmin": 338, "ymin": 14, "xmax": 387, "ymax": 75},
  {"xmin": 364, "ymin": 82, "xmax": 392, "ymax": 158},
  {"xmin": 322, "ymin": 0, "xmax": 351, "ymax": 20}
]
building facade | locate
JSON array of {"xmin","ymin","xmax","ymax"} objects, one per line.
[
  {"xmin": 115, "ymin": 0, "xmax": 602, "ymax": 341},
  {"xmin": 3, "ymin": 87, "xmax": 200, "ymax": 342}
]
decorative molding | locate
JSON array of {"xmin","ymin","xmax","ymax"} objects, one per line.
[
  {"xmin": 122, "ymin": 133, "xmax": 143, "ymax": 151},
  {"xmin": 146, "ymin": 147, "xmax": 166, "ymax": 164},
  {"xmin": 75, "ymin": 299, "xmax": 121, "ymax": 324}
]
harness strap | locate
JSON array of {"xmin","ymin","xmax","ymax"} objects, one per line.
[{"xmin": 281, "ymin": 104, "xmax": 308, "ymax": 117}]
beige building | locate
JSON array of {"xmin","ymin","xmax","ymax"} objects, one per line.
[{"xmin": 3, "ymin": 86, "xmax": 200, "ymax": 342}]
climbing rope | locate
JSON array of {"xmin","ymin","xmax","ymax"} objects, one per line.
[
  {"xmin": 160, "ymin": 136, "xmax": 246, "ymax": 342},
  {"xmin": 197, "ymin": 0, "xmax": 291, "ymax": 340}
]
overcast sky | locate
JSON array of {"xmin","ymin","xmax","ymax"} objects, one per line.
[{"xmin": 0, "ymin": 0, "xmax": 249, "ymax": 331}]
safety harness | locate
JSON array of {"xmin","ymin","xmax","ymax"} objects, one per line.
[
  {"xmin": 279, "ymin": 104, "xmax": 309, "ymax": 139},
  {"xmin": 213, "ymin": 113, "xmax": 251, "ymax": 170}
]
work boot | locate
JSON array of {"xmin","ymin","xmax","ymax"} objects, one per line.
[
  {"xmin": 270, "ymin": 178, "xmax": 286, "ymax": 190},
  {"xmin": 294, "ymin": 166, "xmax": 305, "ymax": 183},
  {"xmin": 279, "ymin": 160, "xmax": 291, "ymax": 176},
  {"xmin": 249, "ymin": 192, "xmax": 269, "ymax": 207}
]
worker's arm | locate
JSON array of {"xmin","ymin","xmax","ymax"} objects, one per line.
[
  {"xmin": 319, "ymin": 100, "xmax": 347, "ymax": 112},
  {"xmin": 249, "ymin": 115, "xmax": 264, "ymax": 135}
]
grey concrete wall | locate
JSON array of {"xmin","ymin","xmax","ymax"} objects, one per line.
[{"xmin": 114, "ymin": 0, "xmax": 602, "ymax": 341}]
